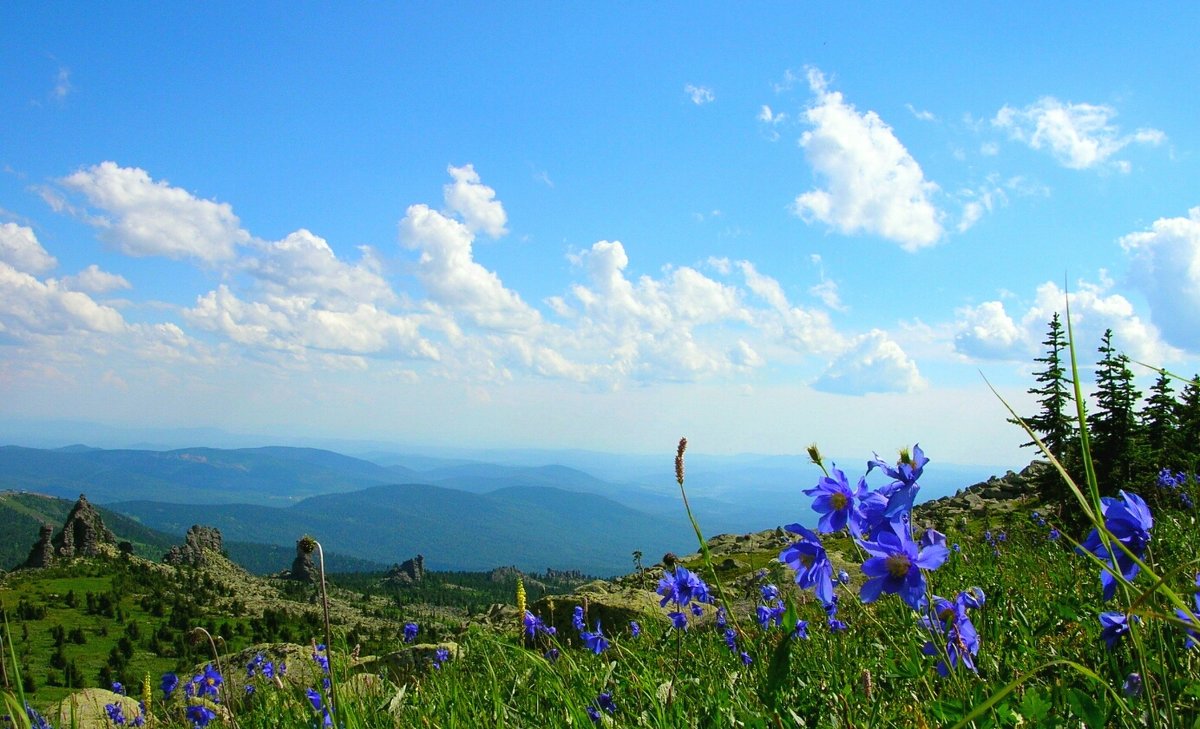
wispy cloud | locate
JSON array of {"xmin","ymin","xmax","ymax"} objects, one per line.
[
  {"xmin": 992, "ymin": 97, "xmax": 1165, "ymax": 171},
  {"xmin": 684, "ymin": 84, "xmax": 715, "ymax": 105}
]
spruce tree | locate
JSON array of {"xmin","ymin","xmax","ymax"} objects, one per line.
[
  {"xmin": 1010, "ymin": 313, "xmax": 1077, "ymax": 501},
  {"xmin": 1177, "ymin": 375, "xmax": 1200, "ymax": 470},
  {"xmin": 1088, "ymin": 329, "xmax": 1143, "ymax": 495},
  {"xmin": 1140, "ymin": 369, "xmax": 1180, "ymax": 471}
]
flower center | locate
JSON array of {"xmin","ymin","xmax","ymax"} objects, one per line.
[
  {"xmin": 830, "ymin": 492, "xmax": 849, "ymax": 511},
  {"xmin": 885, "ymin": 553, "xmax": 911, "ymax": 578},
  {"xmin": 799, "ymin": 554, "xmax": 814, "ymax": 569}
]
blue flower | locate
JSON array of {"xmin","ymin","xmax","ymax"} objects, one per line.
[
  {"xmin": 160, "ymin": 672, "xmax": 179, "ymax": 698},
  {"xmin": 185, "ymin": 705, "xmax": 216, "ymax": 729},
  {"xmin": 756, "ymin": 602, "xmax": 785, "ymax": 630},
  {"xmin": 629, "ymin": 620, "xmax": 641, "ymax": 638},
  {"xmin": 921, "ymin": 591, "xmax": 981, "ymax": 676},
  {"xmin": 105, "ymin": 703, "xmax": 126, "ymax": 726},
  {"xmin": 581, "ymin": 623, "xmax": 609, "ymax": 654},
  {"xmin": 111, "ymin": 681, "xmax": 125, "ymax": 695},
  {"xmin": 544, "ymin": 648, "xmax": 560, "ymax": 662},
  {"xmin": 596, "ymin": 692, "xmax": 615, "ymax": 714},
  {"xmin": 523, "ymin": 611, "xmax": 553, "ymax": 639},
  {"xmin": 25, "ymin": 704, "xmax": 53, "ymax": 729},
  {"xmin": 803, "ymin": 465, "xmax": 869, "ymax": 534},
  {"xmin": 657, "ymin": 566, "xmax": 713, "ymax": 630},
  {"xmin": 1080, "ymin": 491, "xmax": 1154, "ymax": 600},
  {"xmin": 741, "ymin": 651, "xmax": 753, "ymax": 665},
  {"xmin": 780, "ymin": 523, "xmax": 835, "ymax": 605},
  {"xmin": 1100, "ymin": 611, "xmax": 1132, "ymax": 650},
  {"xmin": 432, "ymin": 647, "xmax": 450, "ymax": 669},
  {"xmin": 572, "ymin": 606, "xmax": 586, "ymax": 631},
  {"xmin": 245, "ymin": 684, "xmax": 256, "ymax": 695},
  {"xmin": 723, "ymin": 627, "xmax": 738, "ymax": 652},
  {"xmin": 1123, "ymin": 672, "xmax": 1143, "ymax": 698},
  {"xmin": 312, "ymin": 645, "xmax": 330, "ymax": 673},
  {"xmin": 794, "ymin": 620, "xmax": 809, "ymax": 639},
  {"xmin": 192, "ymin": 664, "xmax": 222, "ymax": 701},
  {"xmin": 859, "ymin": 522, "xmax": 948, "ymax": 610},
  {"xmin": 918, "ymin": 528, "xmax": 946, "ymax": 551},
  {"xmin": 868, "ymin": 444, "xmax": 928, "ymax": 518},
  {"xmin": 403, "ymin": 622, "xmax": 419, "ymax": 643},
  {"xmin": 1048, "ymin": 528, "xmax": 1060, "ymax": 541},
  {"xmin": 306, "ymin": 688, "xmax": 323, "ymax": 711}
]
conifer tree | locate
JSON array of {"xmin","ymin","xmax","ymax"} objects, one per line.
[
  {"xmin": 1140, "ymin": 369, "xmax": 1180, "ymax": 471},
  {"xmin": 1177, "ymin": 374, "xmax": 1200, "ymax": 469},
  {"xmin": 1088, "ymin": 329, "xmax": 1143, "ymax": 494},
  {"xmin": 1010, "ymin": 313, "xmax": 1077, "ymax": 501}
]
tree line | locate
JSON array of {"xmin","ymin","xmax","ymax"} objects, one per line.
[{"xmin": 1013, "ymin": 312, "xmax": 1200, "ymax": 510}]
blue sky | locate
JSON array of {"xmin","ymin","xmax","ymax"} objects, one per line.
[{"xmin": 2, "ymin": 3, "xmax": 1197, "ymax": 466}]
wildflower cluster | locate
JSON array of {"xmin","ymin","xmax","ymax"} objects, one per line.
[
  {"xmin": 156, "ymin": 664, "xmax": 223, "ymax": 728},
  {"xmin": 1157, "ymin": 468, "xmax": 1197, "ymax": 509},
  {"xmin": 921, "ymin": 588, "xmax": 984, "ymax": 676},
  {"xmin": 656, "ymin": 565, "xmax": 714, "ymax": 630},
  {"xmin": 586, "ymin": 692, "xmax": 616, "ymax": 723},
  {"xmin": 781, "ymin": 445, "xmax": 979, "ymax": 676}
]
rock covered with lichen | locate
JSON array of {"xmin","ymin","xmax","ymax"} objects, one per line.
[{"xmin": 164, "ymin": 524, "xmax": 224, "ymax": 566}]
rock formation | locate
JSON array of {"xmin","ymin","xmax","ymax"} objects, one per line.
[
  {"xmin": 22, "ymin": 494, "xmax": 117, "ymax": 568},
  {"xmin": 52, "ymin": 494, "xmax": 117, "ymax": 559},
  {"xmin": 164, "ymin": 525, "xmax": 225, "ymax": 567},
  {"xmin": 288, "ymin": 538, "xmax": 320, "ymax": 582},
  {"xmin": 23, "ymin": 523, "xmax": 55, "ymax": 569},
  {"xmin": 383, "ymin": 555, "xmax": 425, "ymax": 585}
]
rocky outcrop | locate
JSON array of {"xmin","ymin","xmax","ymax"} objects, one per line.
[
  {"xmin": 288, "ymin": 538, "xmax": 320, "ymax": 582},
  {"xmin": 527, "ymin": 584, "xmax": 665, "ymax": 638},
  {"xmin": 164, "ymin": 525, "xmax": 224, "ymax": 567},
  {"xmin": 913, "ymin": 460, "xmax": 1047, "ymax": 528},
  {"xmin": 21, "ymin": 494, "xmax": 117, "ymax": 569},
  {"xmin": 52, "ymin": 494, "xmax": 117, "ymax": 559},
  {"xmin": 23, "ymin": 523, "xmax": 55, "ymax": 569},
  {"xmin": 383, "ymin": 555, "xmax": 425, "ymax": 585}
]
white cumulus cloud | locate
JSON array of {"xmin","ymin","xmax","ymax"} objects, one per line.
[
  {"xmin": 443, "ymin": 164, "xmax": 508, "ymax": 238},
  {"xmin": 792, "ymin": 68, "xmax": 944, "ymax": 251},
  {"xmin": 61, "ymin": 264, "xmax": 132, "ymax": 294},
  {"xmin": 60, "ymin": 162, "xmax": 249, "ymax": 263},
  {"xmin": 1120, "ymin": 206, "xmax": 1200, "ymax": 352},
  {"xmin": 0, "ymin": 262, "xmax": 125, "ymax": 338},
  {"xmin": 813, "ymin": 329, "xmax": 925, "ymax": 395},
  {"xmin": 953, "ymin": 301, "xmax": 1026, "ymax": 359},
  {"xmin": 0, "ymin": 222, "xmax": 57, "ymax": 274},
  {"xmin": 950, "ymin": 276, "xmax": 1178, "ymax": 364},
  {"xmin": 992, "ymin": 97, "xmax": 1165, "ymax": 171}
]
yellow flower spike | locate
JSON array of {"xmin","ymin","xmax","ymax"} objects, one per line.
[{"xmin": 516, "ymin": 575, "xmax": 527, "ymax": 627}]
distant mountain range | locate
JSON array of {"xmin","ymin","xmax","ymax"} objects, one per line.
[{"xmin": 0, "ymin": 442, "xmax": 1008, "ymax": 575}]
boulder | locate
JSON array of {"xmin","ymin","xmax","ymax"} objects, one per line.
[
  {"xmin": 54, "ymin": 688, "xmax": 141, "ymax": 729},
  {"xmin": 529, "ymin": 585, "xmax": 665, "ymax": 639}
]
